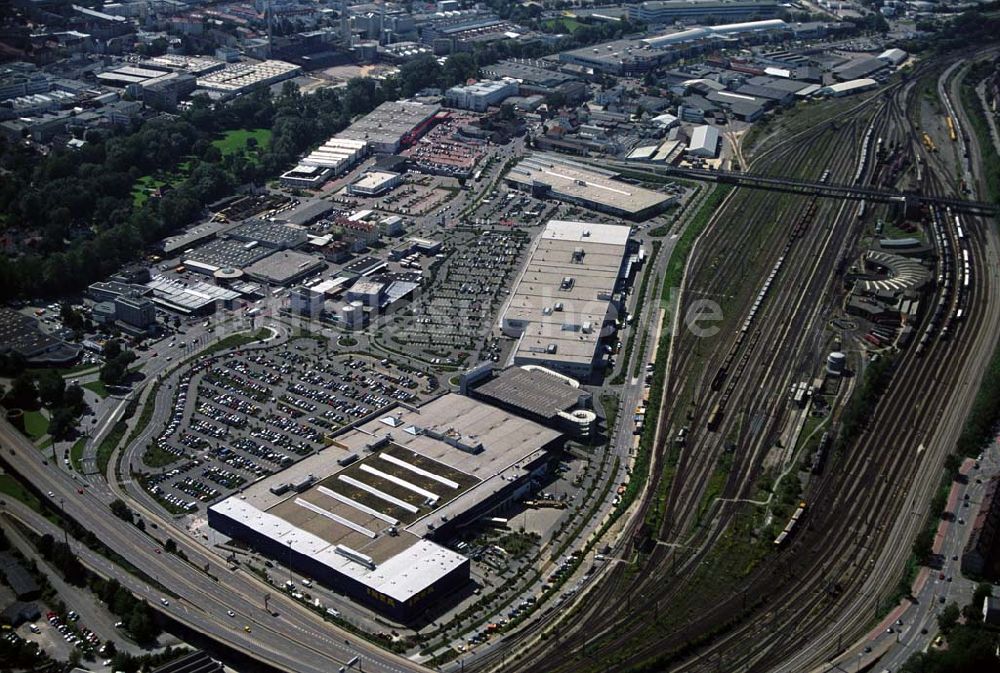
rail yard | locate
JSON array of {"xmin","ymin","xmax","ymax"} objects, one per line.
[
  {"xmin": 3, "ymin": 10, "xmax": 1000, "ymax": 673},
  {"xmin": 471, "ymin": 52, "xmax": 1000, "ymax": 673}
]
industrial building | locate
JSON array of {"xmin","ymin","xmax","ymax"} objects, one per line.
[
  {"xmin": 558, "ymin": 20, "xmax": 789, "ymax": 75},
  {"xmin": 627, "ymin": 0, "xmax": 781, "ymax": 25},
  {"xmin": 461, "ymin": 364, "xmax": 597, "ymax": 438},
  {"xmin": 243, "ymin": 250, "xmax": 326, "ymax": 286},
  {"xmin": 506, "ymin": 154, "xmax": 674, "ymax": 220},
  {"xmin": 227, "ymin": 221, "xmax": 308, "ymax": 250},
  {"xmin": 348, "ymin": 171, "xmax": 403, "ymax": 197},
  {"xmin": 877, "ymin": 48, "xmax": 907, "ymax": 66},
  {"xmin": 289, "ymin": 285, "xmax": 324, "ymax": 317},
  {"xmin": 294, "ymin": 137, "xmax": 369, "ymax": 181},
  {"xmin": 0, "ymin": 307, "xmax": 80, "ymax": 366},
  {"xmin": 445, "ymin": 79, "xmax": 518, "ymax": 112},
  {"xmin": 194, "ymin": 60, "xmax": 301, "ymax": 97},
  {"xmin": 145, "ymin": 276, "xmax": 241, "ymax": 315},
  {"xmin": 687, "ymin": 124, "xmax": 720, "ymax": 157},
  {"xmin": 280, "ymin": 164, "xmax": 332, "ymax": 189},
  {"xmin": 853, "ymin": 251, "xmax": 930, "ymax": 296},
  {"xmin": 501, "ymin": 220, "xmax": 632, "ymax": 381},
  {"xmin": 113, "ymin": 294, "xmax": 157, "ymax": 330},
  {"xmin": 335, "ymin": 100, "xmax": 441, "ymax": 154},
  {"xmin": 208, "ymin": 394, "xmax": 563, "ymax": 621},
  {"xmin": 182, "ymin": 239, "xmax": 272, "ymax": 274},
  {"xmin": 480, "ymin": 60, "xmax": 587, "ymax": 103},
  {"xmin": 818, "ymin": 78, "xmax": 878, "ymax": 98},
  {"xmin": 832, "ymin": 58, "xmax": 886, "ymax": 82}
]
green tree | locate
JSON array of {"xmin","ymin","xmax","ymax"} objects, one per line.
[
  {"xmin": 37, "ymin": 369, "xmax": 66, "ymax": 408},
  {"xmin": 48, "ymin": 406, "xmax": 76, "ymax": 440},
  {"xmin": 103, "ymin": 339, "xmax": 122, "ymax": 361},
  {"xmin": 912, "ymin": 527, "xmax": 935, "ymax": 563},
  {"xmin": 4, "ymin": 372, "xmax": 38, "ymax": 409},
  {"xmin": 399, "ymin": 54, "xmax": 443, "ymax": 97},
  {"xmin": 64, "ymin": 383, "xmax": 85, "ymax": 414},
  {"xmin": 938, "ymin": 602, "xmax": 960, "ymax": 633},
  {"xmin": 110, "ymin": 499, "xmax": 133, "ymax": 523}
]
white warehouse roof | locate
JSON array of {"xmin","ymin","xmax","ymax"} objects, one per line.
[
  {"xmin": 642, "ymin": 19, "xmax": 786, "ymax": 47},
  {"xmin": 877, "ymin": 48, "xmax": 907, "ymax": 65},
  {"xmin": 821, "ymin": 78, "xmax": 878, "ymax": 96},
  {"xmin": 688, "ymin": 125, "xmax": 720, "ymax": 155}
]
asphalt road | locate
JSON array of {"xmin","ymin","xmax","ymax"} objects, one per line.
[{"xmin": 0, "ymin": 416, "xmax": 425, "ymax": 673}]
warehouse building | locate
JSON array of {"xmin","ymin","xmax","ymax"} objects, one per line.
[
  {"xmin": 227, "ymin": 221, "xmax": 308, "ymax": 250},
  {"xmin": 182, "ymin": 239, "xmax": 272, "ymax": 274},
  {"xmin": 445, "ymin": 79, "xmax": 518, "ymax": 112},
  {"xmin": 818, "ymin": 78, "xmax": 878, "ymax": 98},
  {"xmin": 877, "ymin": 48, "xmax": 907, "ymax": 67},
  {"xmin": 687, "ymin": 124, "xmax": 720, "ymax": 157},
  {"xmin": 461, "ymin": 364, "xmax": 597, "ymax": 438},
  {"xmin": 243, "ymin": 250, "xmax": 326, "ymax": 286},
  {"xmin": 194, "ymin": 60, "xmax": 301, "ymax": 98},
  {"xmin": 0, "ymin": 308, "xmax": 80, "ymax": 366},
  {"xmin": 145, "ymin": 277, "xmax": 241, "ymax": 315},
  {"xmin": 209, "ymin": 394, "xmax": 562, "ymax": 621},
  {"xmin": 348, "ymin": 171, "xmax": 403, "ymax": 197},
  {"xmin": 501, "ymin": 220, "xmax": 632, "ymax": 382},
  {"xmin": 627, "ymin": 0, "xmax": 781, "ymax": 25},
  {"xmin": 293, "ymin": 137, "xmax": 370, "ymax": 182},
  {"xmin": 336, "ymin": 101, "xmax": 441, "ymax": 154},
  {"xmin": 505, "ymin": 154, "xmax": 674, "ymax": 220},
  {"xmin": 113, "ymin": 294, "xmax": 157, "ymax": 330}
]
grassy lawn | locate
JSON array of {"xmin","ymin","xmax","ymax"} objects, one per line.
[
  {"xmin": 23, "ymin": 410, "xmax": 49, "ymax": 440},
  {"xmin": 144, "ymin": 442, "xmax": 181, "ymax": 469},
  {"xmin": 601, "ymin": 392, "xmax": 620, "ymax": 431},
  {"xmin": 84, "ymin": 380, "xmax": 110, "ymax": 399},
  {"xmin": 70, "ymin": 438, "xmax": 86, "ymax": 472},
  {"xmin": 27, "ymin": 362, "xmax": 100, "ymax": 378},
  {"xmin": 0, "ymin": 474, "xmax": 44, "ymax": 512},
  {"xmin": 541, "ymin": 17, "xmax": 583, "ymax": 32},
  {"xmin": 131, "ymin": 160, "xmax": 192, "ymax": 206},
  {"xmin": 213, "ymin": 128, "xmax": 271, "ymax": 163}
]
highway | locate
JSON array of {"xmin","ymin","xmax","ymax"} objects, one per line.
[{"xmin": 0, "ymin": 416, "xmax": 426, "ymax": 673}]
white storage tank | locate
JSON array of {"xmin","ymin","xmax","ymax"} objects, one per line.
[{"xmin": 826, "ymin": 351, "xmax": 846, "ymax": 376}]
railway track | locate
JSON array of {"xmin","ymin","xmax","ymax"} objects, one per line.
[
  {"xmin": 474, "ymin": 55, "xmax": 997, "ymax": 673},
  {"xmin": 481, "ymin": 91, "xmax": 887, "ymax": 673}
]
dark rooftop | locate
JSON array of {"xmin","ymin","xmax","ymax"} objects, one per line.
[{"xmin": 475, "ymin": 367, "xmax": 583, "ymax": 419}]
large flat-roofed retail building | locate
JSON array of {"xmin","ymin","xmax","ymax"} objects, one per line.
[
  {"xmin": 336, "ymin": 101, "xmax": 441, "ymax": 154},
  {"xmin": 628, "ymin": 0, "xmax": 781, "ymax": 25},
  {"xmin": 505, "ymin": 154, "xmax": 674, "ymax": 220},
  {"xmin": 243, "ymin": 250, "xmax": 326, "ymax": 286},
  {"xmin": 209, "ymin": 394, "xmax": 562, "ymax": 621},
  {"xmin": 501, "ymin": 220, "xmax": 632, "ymax": 381}
]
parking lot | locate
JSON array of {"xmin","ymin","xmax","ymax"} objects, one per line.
[
  {"xmin": 140, "ymin": 338, "xmax": 436, "ymax": 513},
  {"xmin": 384, "ymin": 228, "xmax": 529, "ymax": 366}
]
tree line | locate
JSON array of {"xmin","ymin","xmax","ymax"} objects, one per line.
[{"xmin": 0, "ymin": 11, "xmax": 653, "ymax": 303}]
